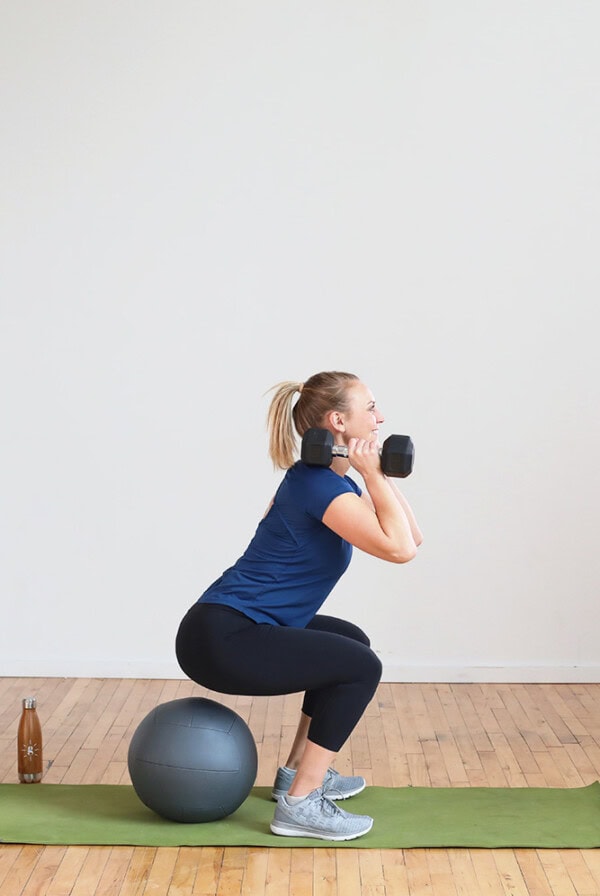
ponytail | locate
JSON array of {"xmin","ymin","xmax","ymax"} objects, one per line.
[
  {"xmin": 266, "ymin": 371, "xmax": 359, "ymax": 469},
  {"xmin": 266, "ymin": 381, "xmax": 303, "ymax": 470}
]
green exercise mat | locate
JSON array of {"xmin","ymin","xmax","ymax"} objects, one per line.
[{"xmin": 1, "ymin": 783, "xmax": 599, "ymax": 848}]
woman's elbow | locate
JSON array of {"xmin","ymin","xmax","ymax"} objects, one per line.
[{"xmin": 388, "ymin": 542, "xmax": 419, "ymax": 564}]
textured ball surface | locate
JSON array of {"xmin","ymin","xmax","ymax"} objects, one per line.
[{"xmin": 128, "ymin": 697, "xmax": 257, "ymax": 823}]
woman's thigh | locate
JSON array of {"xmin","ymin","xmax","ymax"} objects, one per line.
[
  {"xmin": 306, "ymin": 614, "xmax": 371, "ymax": 646},
  {"xmin": 176, "ymin": 603, "xmax": 378, "ymax": 697}
]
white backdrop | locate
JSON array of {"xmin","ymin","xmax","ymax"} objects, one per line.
[{"xmin": 1, "ymin": 2, "xmax": 599, "ymax": 681}]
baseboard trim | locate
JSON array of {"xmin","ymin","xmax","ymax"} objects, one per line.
[
  {"xmin": 1, "ymin": 659, "xmax": 599, "ymax": 683},
  {"xmin": 380, "ymin": 664, "xmax": 600, "ymax": 683}
]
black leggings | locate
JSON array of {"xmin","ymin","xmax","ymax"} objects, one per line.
[{"xmin": 175, "ymin": 603, "xmax": 382, "ymax": 752}]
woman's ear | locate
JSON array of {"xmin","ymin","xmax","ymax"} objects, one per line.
[{"xmin": 325, "ymin": 410, "xmax": 345, "ymax": 434}]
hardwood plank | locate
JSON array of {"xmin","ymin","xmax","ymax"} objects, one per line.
[
  {"xmin": 559, "ymin": 849, "xmax": 599, "ymax": 896},
  {"xmin": 240, "ymin": 848, "xmax": 268, "ymax": 896},
  {"xmin": 428, "ymin": 702, "xmax": 470, "ymax": 786},
  {"xmin": 578, "ymin": 737, "xmax": 600, "ymax": 779},
  {"xmin": 469, "ymin": 850, "xmax": 510, "ymax": 895},
  {"xmin": 442, "ymin": 691, "xmax": 492, "ymax": 789},
  {"xmin": 116, "ymin": 846, "xmax": 156, "ymax": 896},
  {"xmin": 447, "ymin": 848, "xmax": 482, "ymax": 896},
  {"xmin": 287, "ymin": 848, "xmax": 313, "ymax": 896},
  {"xmin": 70, "ymin": 846, "xmax": 112, "ymax": 896},
  {"xmin": 94, "ymin": 847, "xmax": 136, "ymax": 896},
  {"xmin": 258, "ymin": 695, "xmax": 285, "ymax": 786},
  {"xmin": 381, "ymin": 849, "xmax": 410, "ymax": 895},
  {"xmin": 390, "ymin": 684, "xmax": 422, "ymax": 757},
  {"xmin": 404, "ymin": 847, "xmax": 433, "ymax": 894},
  {"xmin": 358, "ymin": 848, "xmax": 385, "ymax": 895},
  {"xmin": 134, "ymin": 848, "xmax": 179, "ymax": 896},
  {"xmin": 0, "ymin": 844, "xmax": 45, "ymax": 896},
  {"xmin": 349, "ymin": 716, "xmax": 372, "ymax": 776},
  {"xmin": 264, "ymin": 847, "xmax": 291, "ymax": 896},
  {"xmin": 581, "ymin": 849, "xmax": 600, "ymax": 890},
  {"xmin": 46, "ymin": 846, "xmax": 89, "ymax": 896},
  {"xmin": 312, "ymin": 847, "xmax": 337, "ymax": 896},
  {"xmin": 192, "ymin": 848, "xmax": 224, "ymax": 896},
  {"xmin": 215, "ymin": 848, "xmax": 246, "ymax": 896},
  {"xmin": 365, "ymin": 710, "xmax": 394, "ymax": 787},
  {"xmin": 537, "ymin": 851, "xmax": 580, "ymax": 896},
  {"xmin": 335, "ymin": 848, "xmax": 362, "ymax": 896},
  {"xmin": 486, "ymin": 730, "xmax": 529, "ymax": 787},
  {"xmin": 377, "ymin": 685, "xmax": 411, "ymax": 787},
  {"xmin": 493, "ymin": 849, "xmax": 530, "ymax": 895},
  {"xmin": 520, "ymin": 687, "xmax": 576, "ymax": 749},
  {"xmin": 514, "ymin": 849, "xmax": 553, "ymax": 895},
  {"xmin": 166, "ymin": 847, "xmax": 200, "ymax": 896},
  {"xmin": 406, "ymin": 750, "xmax": 431, "ymax": 787},
  {"xmin": 426, "ymin": 849, "xmax": 458, "ymax": 896},
  {"xmin": 0, "ymin": 845, "xmax": 23, "ymax": 889},
  {"xmin": 421, "ymin": 737, "xmax": 451, "ymax": 787},
  {"xmin": 13, "ymin": 845, "xmax": 66, "ymax": 896}
]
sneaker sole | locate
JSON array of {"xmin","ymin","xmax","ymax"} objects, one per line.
[{"xmin": 270, "ymin": 818, "xmax": 373, "ymax": 841}]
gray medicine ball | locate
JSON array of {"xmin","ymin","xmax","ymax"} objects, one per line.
[{"xmin": 128, "ymin": 697, "xmax": 257, "ymax": 823}]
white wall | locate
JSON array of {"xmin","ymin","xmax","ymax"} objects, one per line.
[{"xmin": 1, "ymin": 2, "xmax": 598, "ymax": 682}]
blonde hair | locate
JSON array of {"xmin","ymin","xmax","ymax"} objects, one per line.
[{"xmin": 267, "ymin": 371, "xmax": 359, "ymax": 469}]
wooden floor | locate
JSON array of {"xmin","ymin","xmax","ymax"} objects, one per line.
[{"xmin": 1, "ymin": 678, "xmax": 599, "ymax": 895}]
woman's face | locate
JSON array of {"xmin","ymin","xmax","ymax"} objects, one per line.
[{"xmin": 343, "ymin": 381, "xmax": 385, "ymax": 443}]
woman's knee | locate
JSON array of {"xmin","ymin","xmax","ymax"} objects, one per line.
[
  {"xmin": 349, "ymin": 644, "xmax": 382, "ymax": 694},
  {"xmin": 363, "ymin": 647, "xmax": 383, "ymax": 689}
]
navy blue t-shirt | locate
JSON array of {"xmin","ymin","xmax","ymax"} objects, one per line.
[{"xmin": 198, "ymin": 462, "xmax": 362, "ymax": 627}]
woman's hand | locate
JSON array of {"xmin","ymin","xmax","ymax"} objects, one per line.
[{"xmin": 346, "ymin": 437, "xmax": 383, "ymax": 480}]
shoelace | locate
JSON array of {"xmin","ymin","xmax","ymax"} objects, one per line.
[
  {"xmin": 315, "ymin": 790, "xmax": 343, "ymax": 817},
  {"xmin": 323, "ymin": 769, "xmax": 335, "ymax": 788}
]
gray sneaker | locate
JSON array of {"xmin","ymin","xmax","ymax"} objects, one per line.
[
  {"xmin": 270, "ymin": 788, "xmax": 373, "ymax": 841},
  {"xmin": 271, "ymin": 766, "xmax": 366, "ymax": 801}
]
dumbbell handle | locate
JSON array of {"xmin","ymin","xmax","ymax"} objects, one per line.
[
  {"xmin": 309, "ymin": 441, "xmax": 380, "ymax": 460},
  {"xmin": 330, "ymin": 445, "xmax": 352, "ymax": 459}
]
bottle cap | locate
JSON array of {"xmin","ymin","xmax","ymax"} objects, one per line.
[{"xmin": 23, "ymin": 697, "xmax": 37, "ymax": 709}]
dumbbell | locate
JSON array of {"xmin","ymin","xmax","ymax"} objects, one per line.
[{"xmin": 301, "ymin": 428, "xmax": 414, "ymax": 478}]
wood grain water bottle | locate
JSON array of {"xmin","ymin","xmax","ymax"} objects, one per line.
[{"xmin": 18, "ymin": 697, "xmax": 43, "ymax": 783}]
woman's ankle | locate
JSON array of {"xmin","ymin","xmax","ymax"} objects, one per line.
[{"xmin": 288, "ymin": 772, "xmax": 323, "ymax": 798}]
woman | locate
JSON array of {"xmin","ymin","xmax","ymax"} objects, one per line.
[{"xmin": 176, "ymin": 371, "xmax": 422, "ymax": 841}]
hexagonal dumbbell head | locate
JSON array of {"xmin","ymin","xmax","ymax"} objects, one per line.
[{"xmin": 380, "ymin": 435, "xmax": 414, "ymax": 478}]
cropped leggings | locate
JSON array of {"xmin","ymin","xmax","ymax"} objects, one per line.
[{"xmin": 175, "ymin": 602, "xmax": 383, "ymax": 752}]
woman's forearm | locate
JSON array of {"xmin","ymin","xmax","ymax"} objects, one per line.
[
  {"xmin": 387, "ymin": 480, "xmax": 424, "ymax": 546},
  {"xmin": 362, "ymin": 471, "xmax": 418, "ymax": 562}
]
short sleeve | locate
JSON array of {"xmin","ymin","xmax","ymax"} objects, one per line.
[{"xmin": 298, "ymin": 467, "xmax": 362, "ymax": 521}]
